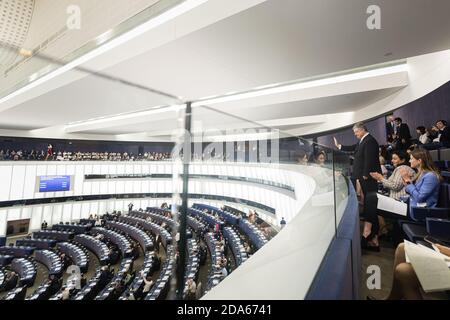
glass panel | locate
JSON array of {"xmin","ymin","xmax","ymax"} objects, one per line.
[
  {"xmin": 0, "ymin": 0, "xmax": 184, "ymax": 100},
  {"xmin": 177, "ymin": 103, "xmax": 352, "ymax": 299}
]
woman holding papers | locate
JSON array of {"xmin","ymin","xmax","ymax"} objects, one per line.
[
  {"xmin": 368, "ymin": 241, "xmax": 450, "ymax": 300},
  {"xmin": 370, "ymin": 151, "xmax": 415, "ymax": 237}
]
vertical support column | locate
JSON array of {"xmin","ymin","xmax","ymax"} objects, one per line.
[
  {"xmin": 176, "ymin": 102, "xmax": 192, "ymax": 299},
  {"xmin": 332, "ymin": 149, "xmax": 338, "ymax": 236}
]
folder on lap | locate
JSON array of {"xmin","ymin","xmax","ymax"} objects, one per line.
[
  {"xmin": 376, "ymin": 193, "xmax": 407, "ymax": 216},
  {"xmin": 404, "ymin": 240, "xmax": 450, "ymax": 292}
]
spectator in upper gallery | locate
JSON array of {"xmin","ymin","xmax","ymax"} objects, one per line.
[
  {"xmin": 45, "ymin": 144, "xmax": 53, "ymax": 161},
  {"xmin": 429, "ymin": 120, "xmax": 450, "ymax": 148},
  {"xmin": 38, "ymin": 150, "xmax": 45, "ymax": 160},
  {"xmin": 393, "ymin": 117, "xmax": 411, "ymax": 150},
  {"xmin": 41, "ymin": 220, "xmax": 48, "ymax": 230},
  {"xmin": 416, "ymin": 126, "xmax": 431, "ymax": 145},
  {"xmin": 0, "ymin": 148, "xmax": 172, "ymax": 161},
  {"xmin": 386, "ymin": 115, "xmax": 397, "ymax": 143}
]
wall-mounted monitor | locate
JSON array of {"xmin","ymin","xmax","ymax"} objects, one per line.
[
  {"xmin": 6, "ymin": 219, "xmax": 30, "ymax": 236},
  {"xmin": 36, "ymin": 175, "xmax": 74, "ymax": 192}
]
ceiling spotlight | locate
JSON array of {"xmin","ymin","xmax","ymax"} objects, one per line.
[{"xmin": 18, "ymin": 48, "xmax": 33, "ymax": 58}]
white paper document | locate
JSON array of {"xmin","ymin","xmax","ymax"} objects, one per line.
[
  {"xmin": 404, "ymin": 240, "xmax": 450, "ymax": 292},
  {"xmin": 376, "ymin": 193, "xmax": 408, "ymax": 216}
]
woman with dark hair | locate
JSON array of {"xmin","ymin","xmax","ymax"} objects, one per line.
[
  {"xmin": 295, "ymin": 149, "xmax": 309, "ymax": 165},
  {"xmin": 315, "ymin": 151, "xmax": 326, "ymax": 166},
  {"xmin": 416, "ymin": 126, "xmax": 430, "ymax": 145},
  {"xmin": 406, "ymin": 145, "xmax": 414, "ymax": 156},
  {"xmin": 370, "ymin": 150, "xmax": 415, "ymax": 237},
  {"xmin": 370, "ymin": 150, "xmax": 414, "ymax": 201}
]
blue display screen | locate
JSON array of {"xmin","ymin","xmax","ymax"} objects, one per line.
[{"xmin": 39, "ymin": 175, "xmax": 71, "ymax": 192}]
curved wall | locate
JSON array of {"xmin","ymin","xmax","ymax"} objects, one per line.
[
  {"xmin": 316, "ymin": 79, "xmax": 450, "ymax": 148},
  {"xmin": 299, "ymin": 49, "xmax": 450, "ymax": 136}
]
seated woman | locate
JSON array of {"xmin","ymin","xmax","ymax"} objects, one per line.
[
  {"xmin": 375, "ymin": 150, "xmax": 414, "ymax": 201},
  {"xmin": 400, "ymin": 148, "xmax": 441, "ymax": 213},
  {"xmin": 416, "ymin": 126, "xmax": 431, "ymax": 145},
  {"xmin": 370, "ymin": 150, "xmax": 415, "ymax": 236},
  {"xmin": 314, "ymin": 151, "xmax": 326, "ymax": 167},
  {"xmin": 370, "ymin": 242, "xmax": 450, "ymax": 300}
]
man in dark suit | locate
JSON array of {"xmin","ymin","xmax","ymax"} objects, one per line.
[
  {"xmin": 334, "ymin": 122, "xmax": 381, "ymax": 251},
  {"xmin": 431, "ymin": 120, "xmax": 450, "ymax": 147},
  {"xmin": 394, "ymin": 117, "xmax": 411, "ymax": 150},
  {"xmin": 386, "ymin": 115, "xmax": 397, "ymax": 143}
]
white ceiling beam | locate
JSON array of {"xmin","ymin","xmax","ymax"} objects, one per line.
[
  {"xmin": 194, "ymin": 64, "xmax": 409, "ymax": 110},
  {"xmin": 65, "ymin": 64, "xmax": 408, "ymax": 134}
]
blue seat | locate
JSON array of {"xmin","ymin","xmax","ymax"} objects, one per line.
[
  {"xmin": 426, "ymin": 218, "xmax": 450, "ymax": 240},
  {"xmin": 434, "ymin": 160, "xmax": 450, "ymax": 171},
  {"xmin": 402, "ymin": 223, "xmax": 429, "ymax": 242},
  {"xmin": 442, "ymin": 171, "xmax": 450, "ymax": 183},
  {"xmin": 401, "ymin": 183, "xmax": 450, "ymax": 242}
]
